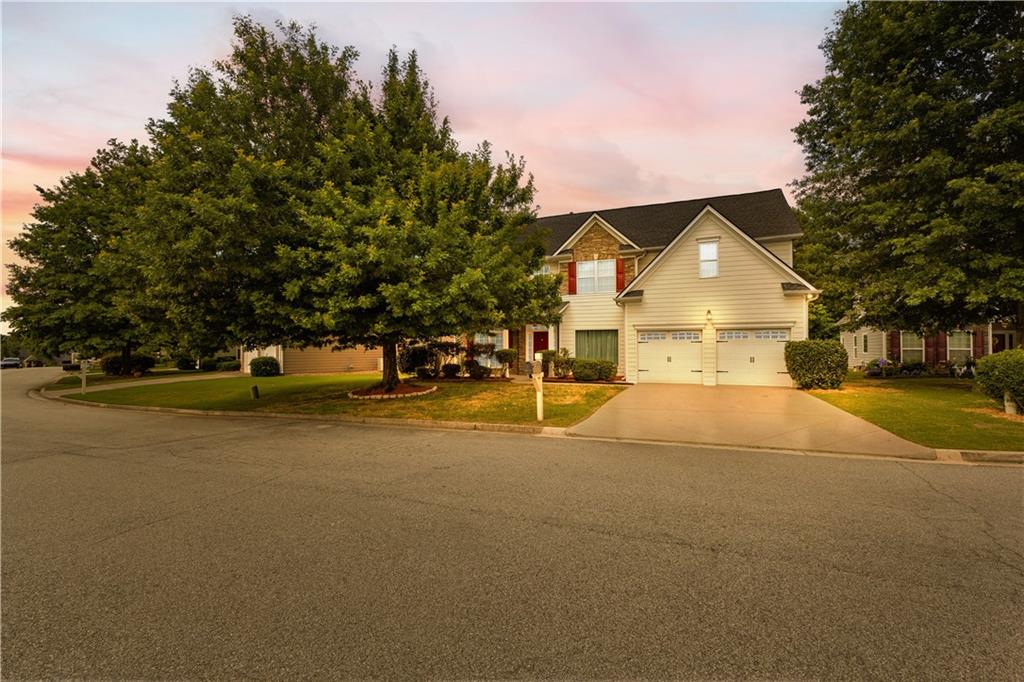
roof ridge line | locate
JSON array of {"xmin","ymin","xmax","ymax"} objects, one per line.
[{"xmin": 536, "ymin": 188, "xmax": 783, "ymax": 221}]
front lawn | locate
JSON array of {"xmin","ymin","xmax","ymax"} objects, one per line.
[
  {"xmin": 811, "ymin": 374, "xmax": 1024, "ymax": 451},
  {"xmin": 51, "ymin": 368, "xmax": 201, "ymax": 388},
  {"xmin": 67, "ymin": 373, "xmax": 624, "ymax": 427}
]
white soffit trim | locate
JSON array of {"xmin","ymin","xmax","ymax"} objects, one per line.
[
  {"xmin": 554, "ymin": 213, "xmax": 641, "ymax": 254},
  {"xmin": 618, "ymin": 205, "xmax": 816, "ymax": 297}
]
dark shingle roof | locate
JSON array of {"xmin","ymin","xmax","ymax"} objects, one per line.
[
  {"xmin": 534, "ymin": 189, "xmax": 801, "ymax": 256},
  {"xmin": 781, "ymin": 282, "xmax": 812, "ymax": 292}
]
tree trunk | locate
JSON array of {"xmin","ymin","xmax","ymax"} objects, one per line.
[
  {"xmin": 120, "ymin": 343, "xmax": 132, "ymax": 376},
  {"xmin": 381, "ymin": 339, "xmax": 400, "ymax": 392}
]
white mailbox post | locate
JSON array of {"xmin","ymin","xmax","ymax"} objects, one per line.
[{"xmin": 531, "ymin": 351, "xmax": 544, "ymax": 422}]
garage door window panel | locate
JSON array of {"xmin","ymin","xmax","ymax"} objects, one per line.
[{"xmin": 576, "ymin": 330, "xmax": 618, "ymax": 364}]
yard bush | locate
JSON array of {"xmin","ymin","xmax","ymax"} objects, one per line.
[
  {"xmin": 199, "ymin": 357, "xmax": 220, "ymax": 372},
  {"xmin": 540, "ymin": 349, "xmax": 559, "ymax": 375},
  {"xmin": 399, "ymin": 344, "xmax": 433, "ymax": 374},
  {"xmin": 494, "ymin": 348, "xmax": 517, "ymax": 368},
  {"xmin": 552, "ymin": 349, "xmax": 575, "ymax": 377},
  {"xmin": 572, "ymin": 358, "xmax": 616, "ymax": 382},
  {"xmin": 99, "ymin": 353, "xmax": 156, "ymax": 376},
  {"xmin": 899, "ymin": 361, "xmax": 927, "ymax": 376},
  {"xmin": 441, "ymin": 363, "xmax": 461, "ymax": 378},
  {"xmin": 468, "ymin": 364, "xmax": 493, "ymax": 380},
  {"xmin": 249, "ymin": 356, "xmax": 280, "ymax": 377},
  {"xmin": 975, "ymin": 348, "xmax": 1024, "ymax": 412},
  {"xmin": 415, "ymin": 366, "xmax": 435, "ymax": 380},
  {"xmin": 784, "ymin": 340, "xmax": 848, "ymax": 389},
  {"xmin": 175, "ymin": 356, "xmax": 196, "ymax": 371},
  {"xmin": 216, "ymin": 360, "xmax": 241, "ymax": 372}
]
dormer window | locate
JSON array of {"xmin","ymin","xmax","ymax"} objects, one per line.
[{"xmin": 699, "ymin": 240, "xmax": 719, "ymax": 278}]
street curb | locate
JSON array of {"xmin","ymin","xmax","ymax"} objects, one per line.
[
  {"xmin": 564, "ymin": 428, "xmax": 1024, "ymax": 467},
  {"xmin": 38, "ymin": 390, "xmax": 563, "ymax": 437}
]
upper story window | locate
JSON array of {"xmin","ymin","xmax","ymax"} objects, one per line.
[
  {"xmin": 699, "ymin": 240, "xmax": 719, "ymax": 278},
  {"xmin": 533, "ymin": 263, "xmax": 552, "ymax": 276},
  {"xmin": 577, "ymin": 259, "xmax": 616, "ymax": 293}
]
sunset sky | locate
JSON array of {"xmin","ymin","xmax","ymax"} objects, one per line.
[{"xmin": 2, "ymin": 2, "xmax": 841, "ymax": 318}]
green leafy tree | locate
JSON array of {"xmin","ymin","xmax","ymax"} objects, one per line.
[
  {"xmin": 3, "ymin": 140, "xmax": 155, "ymax": 370},
  {"xmin": 281, "ymin": 51, "xmax": 563, "ymax": 390},
  {"xmin": 126, "ymin": 16, "xmax": 366, "ymax": 358},
  {"xmin": 793, "ymin": 2, "xmax": 1024, "ymax": 333}
]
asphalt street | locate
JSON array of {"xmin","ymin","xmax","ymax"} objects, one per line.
[{"xmin": 3, "ymin": 367, "xmax": 1022, "ymax": 679}]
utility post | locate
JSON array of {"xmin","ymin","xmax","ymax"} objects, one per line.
[
  {"xmin": 80, "ymin": 359, "xmax": 89, "ymax": 395},
  {"xmin": 530, "ymin": 352, "xmax": 544, "ymax": 422}
]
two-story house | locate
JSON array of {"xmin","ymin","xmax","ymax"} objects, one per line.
[{"xmin": 501, "ymin": 189, "xmax": 819, "ymax": 387}]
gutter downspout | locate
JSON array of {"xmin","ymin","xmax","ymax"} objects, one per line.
[{"xmin": 987, "ymin": 322, "xmax": 993, "ymax": 356}]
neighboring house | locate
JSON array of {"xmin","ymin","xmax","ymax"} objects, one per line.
[
  {"xmin": 240, "ymin": 345, "xmax": 382, "ymax": 375},
  {"xmin": 840, "ymin": 311, "xmax": 1022, "ymax": 368},
  {"xmin": 497, "ymin": 189, "xmax": 819, "ymax": 387}
]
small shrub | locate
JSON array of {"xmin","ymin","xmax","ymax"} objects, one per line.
[
  {"xmin": 175, "ymin": 356, "xmax": 196, "ymax": 371},
  {"xmin": 899, "ymin": 361, "xmax": 927, "ymax": 376},
  {"xmin": 99, "ymin": 353, "xmax": 157, "ymax": 376},
  {"xmin": 573, "ymin": 358, "xmax": 616, "ymax": 381},
  {"xmin": 249, "ymin": 356, "xmax": 280, "ymax": 377},
  {"xmin": 468, "ymin": 364, "xmax": 492, "ymax": 380},
  {"xmin": 494, "ymin": 348, "xmax": 518, "ymax": 367},
  {"xmin": 975, "ymin": 348, "xmax": 1024, "ymax": 412},
  {"xmin": 552, "ymin": 351, "xmax": 575, "ymax": 377},
  {"xmin": 399, "ymin": 344, "xmax": 433, "ymax": 374},
  {"xmin": 463, "ymin": 358, "xmax": 480, "ymax": 374},
  {"xmin": 441, "ymin": 363, "xmax": 461, "ymax": 379},
  {"xmin": 865, "ymin": 357, "xmax": 899, "ymax": 378},
  {"xmin": 199, "ymin": 357, "xmax": 220, "ymax": 372},
  {"xmin": 784, "ymin": 340, "xmax": 848, "ymax": 389},
  {"xmin": 216, "ymin": 360, "xmax": 241, "ymax": 372},
  {"xmin": 540, "ymin": 349, "xmax": 559, "ymax": 375},
  {"xmin": 415, "ymin": 366, "xmax": 435, "ymax": 380}
]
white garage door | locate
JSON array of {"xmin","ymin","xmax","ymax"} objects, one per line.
[
  {"xmin": 637, "ymin": 331, "xmax": 703, "ymax": 383},
  {"xmin": 716, "ymin": 329, "xmax": 791, "ymax": 387}
]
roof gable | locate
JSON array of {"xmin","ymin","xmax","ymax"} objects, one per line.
[
  {"xmin": 534, "ymin": 188, "xmax": 801, "ymax": 256},
  {"xmin": 554, "ymin": 214, "xmax": 640, "ymax": 255},
  {"xmin": 618, "ymin": 205, "xmax": 816, "ymax": 299}
]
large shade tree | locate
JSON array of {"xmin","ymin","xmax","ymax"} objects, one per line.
[
  {"xmin": 793, "ymin": 2, "xmax": 1024, "ymax": 333},
  {"xmin": 3, "ymin": 140, "xmax": 155, "ymax": 368},
  {"xmin": 280, "ymin": 50, "xmax": 562, "ymax": 390}
]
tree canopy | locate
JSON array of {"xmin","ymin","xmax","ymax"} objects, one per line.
[
  {"xmin": 793, "ymin": 2, "xmax": 1024, "ymax": 334},
  {"xmin": 4, "ymin": 17, "xmax": 562, "ymax": 387}
]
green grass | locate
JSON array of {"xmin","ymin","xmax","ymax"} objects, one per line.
[
  {"xmin": 67, "ymin": 373, "xmax": 625, "ymax": 427},
  {"xmin": 811, "ymin": 374, "xmax": 1024, "ymax": 451},
  {"xmin": 52, "ymin": 368, "xmax": 202, "ymax": 388}
]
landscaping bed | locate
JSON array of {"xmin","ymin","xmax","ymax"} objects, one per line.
[
  {"xmin": 810, "ymin": 374, "xmax": 1024, "ymax": 451},
  {"xmin": 66, "ymin": 373, "xmax": 625, "ymax": 427}
]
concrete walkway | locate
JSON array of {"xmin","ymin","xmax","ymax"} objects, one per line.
[{"xmin": 568, "ymin": 384, "xmax": 936, "ymax": 459}]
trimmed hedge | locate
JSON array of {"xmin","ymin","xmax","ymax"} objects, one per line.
[
  {"xmin": 249, "ymin": 356, "xmax": 280, "ymax": 377},
  {"xmin": 784, "ymin": 340, "xmax": 848, "ymax": 389},
  {"xmin": 468, "ymin": 364, "xmax": 493, "ymax": 380},
  {"xmin": 975, "ymin": 348, "xmax": 1024, "ymax": 411},
  {"xmin": 572, "ymin": 358, "xmax": 616, "ymax": 382},
  {"xmin": 399, "ymin": 344, "xmax": 432, "ymax": 374},
  {"xmin": 415, "ymin": 366, "xmax": 435, "ymax": 380},
  {"xmin": 441, "ymin": 363, "xmax": 461, "ymax": 378},
  {"xmin": 216, "ymin": 360, "xmax": 241, "ymax": 372},
  {"xmin": 99, "ymin": 353, "xmax": 156, "ymax": 376},
  {"xmin": 494, "ymin": 348, "xmax": 518, "ymax": 366},
  {"xmin": 175, "ymin": 357, "xmax": 196, "ymax": 371}
]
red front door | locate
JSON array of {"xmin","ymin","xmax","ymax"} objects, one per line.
[{"xmin": 533, "ymin": 331, "xmax": 549, "ymax": 353}]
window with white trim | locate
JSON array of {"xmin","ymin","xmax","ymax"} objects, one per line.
[
  {"xmin": 948, "ymin": 331, "xmax": 972, "ymax": 365},
  {"xmin": 718, "ymin": 330, "xmax": 749, "ymax": 341},
  {"xmin": 863, "ymin": 334, "xmax": 868, "ymax": 354},
  {"xmin": 754, "ymin": 329, "xmax": 789, "ymax": 340},
  {"xmin": 638, "ymin": 332, "xmax": 666, "ymax": 342},
  {"xmin": 900, "ymin": 332, "xmax": 924, "ymax": 364},
  {"xmin": 671, "ymin": 331, "xmax": 701, "ymax": 341},
  {"xmin": 576, "ymin": 259, "xmax": 616, "ymax": 294},
  {"xmin": 698, "ymin": 240, "xmax": 719, "ymax": 278}
]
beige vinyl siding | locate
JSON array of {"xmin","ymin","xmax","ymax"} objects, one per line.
[
  {"xmin": 763, "ymin": 240, "xmax": 794, "ymax": 267},
  {"xmin": 558, "ymin": 294, "xmax": 626, "ymax": 373},
  {"xmin": 840, "ymin": 327, "xmax": 885, "ymax": 367},
  {"xmin": 623, "ymin": 211, "xmax": 808, "ymax": 384},
  {"xmin": 283, "ymin": 346, "xmax": 382, "ymax": 374}
]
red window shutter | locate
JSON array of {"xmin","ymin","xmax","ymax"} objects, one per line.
[
  {"xmin": 972, "ymin": 327, "xmax": 985, "ymax": 357},
  {"xmin": 936, "ymin": 333, "xmax": 947, "ymax": 362},
  {"xmin": 924, "ymin": 334, "xmax": 937, "ymax": 365},
  {"xmin": 616, "ymin": 258, "xmax": 625, "ymax": 291},
  {"xmin": 888, "ymin": 331, "xmax": 901, "ymax": 361},
  {"xmin": 567, "ymin": 261, "xmax": 577, "ymax": 295}
]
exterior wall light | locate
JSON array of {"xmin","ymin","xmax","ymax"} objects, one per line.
[{"xmin": 706, "ymin": 309, "xmax": 713, "ymax": 323}]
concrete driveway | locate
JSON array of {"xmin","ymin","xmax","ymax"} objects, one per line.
[{"xmin": 569, "ymin": 384, "xmax": 935, "ymax": 459}]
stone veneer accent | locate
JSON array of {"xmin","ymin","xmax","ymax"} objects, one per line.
[{"xmin": 557, "ymin": 222, "xmax": 638, "ymax": 294}]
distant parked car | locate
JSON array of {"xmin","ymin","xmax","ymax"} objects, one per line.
[{"xmin": 1, "ymin": 357, "xmax": 22, "ymax": 369}]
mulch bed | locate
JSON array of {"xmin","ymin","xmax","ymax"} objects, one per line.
[{"xmin": 348, "ymin": 383, "xmax": 438, "ymax": 400}]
